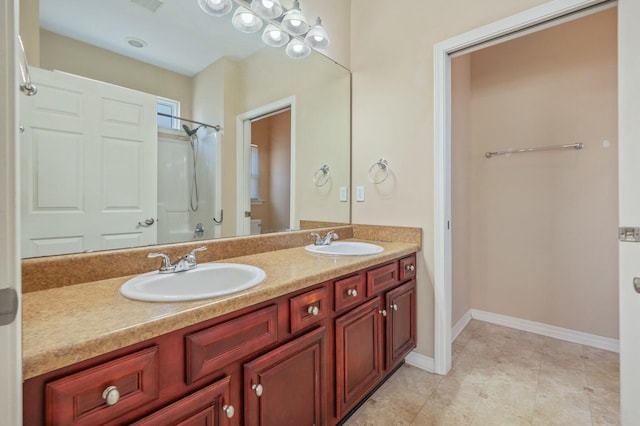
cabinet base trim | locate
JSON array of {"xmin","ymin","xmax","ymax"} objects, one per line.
[{"xmin": 404, "ymin": 352, "xmax": 434, "ymax": 373}]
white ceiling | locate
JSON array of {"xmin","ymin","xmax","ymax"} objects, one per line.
[{"xmin": 39, "ymin": 0, "xmax": 269, "ymax": 76}]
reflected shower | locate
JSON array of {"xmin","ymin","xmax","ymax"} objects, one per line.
[
  {"xmin": 183, "ymin": 124, "xmax": 202, "ymax": 137},
  {"xmin": 183, "ymin": 124, "xmax": 202, "ymax": 212}
]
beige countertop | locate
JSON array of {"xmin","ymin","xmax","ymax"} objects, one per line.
[{"xmin": 22, "ymin": 240, "xmax": 418, "ymax": 381}]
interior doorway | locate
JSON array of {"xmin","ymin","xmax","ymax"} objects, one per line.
[
  {"xmin": 236, "ymin": 97, "xmax": 296, "ymax": 236},
  {"xmin": 433, "ymin": 0, "xmax": 616, "ymax": 376}
]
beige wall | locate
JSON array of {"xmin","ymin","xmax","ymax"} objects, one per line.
[
  {"xmin": 238, "ymin": 47, "xmax": 351, "ymax": 228},
  {"xmin": 458, "ymin": 9, "xmax": 618, "ymax": 338},
  {"xmin": 39, "ymin": 30, "xmax": 193, "ymax": 119},
  {"xmin": 351, "ymin": 0, "xmax": 560, "ymax": 357},
  {"xmin": 18, "ymin": 0, "xmax": 39, "ymax": 66},
  {"xmin": 192, "ymin": 57, "xmax": 237, "ymax": 238}
]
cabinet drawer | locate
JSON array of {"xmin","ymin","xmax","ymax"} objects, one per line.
[
  {"xmin": 399, "ymin": 254, "xmax": 416, "ymax": 282},
  {"xmin": 186, "ymin": 305, "xmax": 279, "ymax": 384},
  {"xmin": 290, "ymin": 286, "xmax": 328, "ymax": 334},
  {"xmin": 45, "ymin": 346, "xmax": 159, "ymax": 426},
  {"xmin": 334, "ymin": 274, "xmax": 366, "ymax": 312},
  {"xmin": 366, "ymin": 262, "xmax": 399, "ymax": 296}
]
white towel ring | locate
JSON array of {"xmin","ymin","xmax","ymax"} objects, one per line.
[
  {"xmin": 368, "ymin": 158, "xmax": 390, "ymax": 184},
  {"xmin": 313, "ymin": 165, "xmax": 330, "ymax": 187}
]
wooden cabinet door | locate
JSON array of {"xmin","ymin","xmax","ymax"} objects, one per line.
[
  {"xmin": 386, "ymin": 280, "xmax": 417, "ymax": 370},
  {"xmin": 131, "ymin": 376, "xmax": 233, "ymax": 426},
  {"xmin": 335, "ymin": 297, "xmax": 383, "ymax": 418},
  {"xmin": 244, "ymin": 327, "xmax": 326, "ymax": 426}
]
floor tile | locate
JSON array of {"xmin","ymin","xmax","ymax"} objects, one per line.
[{"xmin": 344, "ymin": 320, "xmax": 620, "ymax": 426}]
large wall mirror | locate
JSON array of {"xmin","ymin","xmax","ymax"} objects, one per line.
[{"xmin": 19, "ymin": 0, "xmax": 351, "ymax": 258}]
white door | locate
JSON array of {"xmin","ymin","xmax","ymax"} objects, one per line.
[
  {"xmin": 20, "ymin": 68, "xmax": 157, "ymax": 257},
  {"xmin": 618, "ymin": 1, "xmax": 640, "ymax": 423},
  {"xmin": 1, "ymin": 1, "xmax": 22, "ymax": 424}
]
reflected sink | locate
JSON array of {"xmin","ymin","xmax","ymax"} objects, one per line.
[
  {"xmin": 305, "ymin": 241, "xmax": 384, "ymax": 256},
  {"xmin": 120, "ymin": 263, "xmax": 266, "ymax": 302}
]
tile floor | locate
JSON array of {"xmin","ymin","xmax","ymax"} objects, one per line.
[{"xmin": 343, "ymin": 320, "xmax": 620, "ymax": 426}]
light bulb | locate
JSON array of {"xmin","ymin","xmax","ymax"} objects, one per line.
[
  {"xmin": 232, "ymin": 7, "xmax": 263, "ymax": 33},
  {"xmin": 304, "ymin": 17, "xmax": 330, "ymax": 49},
  {"xmin": 281, "ymin": 0, "xmax": 308, "ymax": 35},
  {"xmin": 198, "ymin": 0, "xmax": 233, "ymax": 17},
  {"xmin": 251, "ymin": 0, "xmax": 283, "ymax": 19},
  {"xmin": 262, "ymin": 24, "xmax": 290, "ymax": 47},
  {"xmin": 286, "ymin": 39, "xmax": 311, "ymax": 59}
]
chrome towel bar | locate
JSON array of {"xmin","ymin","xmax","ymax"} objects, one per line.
[{"xmin": 485, "ymin": 143, "xmax": 584, "ymax": 158}]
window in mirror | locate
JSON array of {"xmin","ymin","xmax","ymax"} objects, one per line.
[
  {"xmin": 250, "ymin": 144, "xmax": 260, "ymax": 202},
  {"xmin": 157, "ymin": 97, "xmax": 180, "ymax": 129}
]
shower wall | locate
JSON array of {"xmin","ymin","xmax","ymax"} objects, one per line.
[
  {"xmin": 452, "ymin": 9, "xmax": 618, "ymax": 339},
  {"xmin": 157, "ymin": 130, "xmax": 219, "ymax": 244}
]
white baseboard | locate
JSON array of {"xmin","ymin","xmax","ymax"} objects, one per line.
[
  {"xmin": 405, "ymin": 351, "xmax": 435, "ymax": 373},
  {"xmin": 452, "ymin": 310, "xmax": 472, "ymax": 342},
  {"xmin": 470, "ymin": 309, "xmax": 620, "ymax": 353}
]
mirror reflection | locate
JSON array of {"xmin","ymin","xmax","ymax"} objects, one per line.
[{"xmin": 19, "ymin": 0, "xmax": 351, "ymax": 258}]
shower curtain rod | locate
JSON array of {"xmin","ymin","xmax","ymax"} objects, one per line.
[
  {"xmin": 485, "ymin": 143, "xmax": 584, "ymax": 158},
  {"xmin": 157, "ymin": 112, "xmax": 221, "ymax": 132}
]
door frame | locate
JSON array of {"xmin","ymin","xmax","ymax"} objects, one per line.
[
  {"xmin": 0, "ymin": 0, "xmax": 22, "ymax": 424},
  {"xmin": 433, "ymin": 0, "xmax": 612, "ymax": 375},
  {"xmin": 236, "ymin": 97, "xmax": 296, "ymax": 236}
]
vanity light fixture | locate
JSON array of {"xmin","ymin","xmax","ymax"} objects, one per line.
[
  {"xmin": 281, "ymin": 0, "xmax": 309, "ymax": 35},
  {"xmin": 232, "ymin": 6, "xmax": 264, "ymax": 33},
  {"xmin": 198, "ymin": 0, "xmax": 233, "ymax": 16},
  {"xmin": 250, "ymin": 0, "xmax": 283, "ymax": 19},
  {"xmin": 262, "ymin": 24, "xmax": 290, "ymax": 47},
  {"xmin": 198, "ymin": 0, "xmax": 330, "ymax": 59}
]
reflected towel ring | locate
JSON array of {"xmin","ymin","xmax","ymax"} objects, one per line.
[
  {"xmin": 313, "ymin": 165, "xmax": 330, "ymax": 187},
  {"xmin": 368, "ymin": 158, "xmax": 390, "ymax": 184}
]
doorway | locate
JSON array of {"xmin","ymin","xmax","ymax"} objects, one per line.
[
  {"xmin": 433, "ymin": 0, "xmax": 617, "ymax": 375},
  {"xmin": 236, "ymin": 97, "xmax": 296, "ymax": 236}
]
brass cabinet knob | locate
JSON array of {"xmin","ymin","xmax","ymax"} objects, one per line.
[{"xmin": 102, "ymin": 385, "xmax": 120, "ymax": 406}]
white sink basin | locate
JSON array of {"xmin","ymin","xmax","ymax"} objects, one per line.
[
  {"xmin": 305, "ymin": 241, "xmax": 384, "ymax": 256},
  {"xmin": 120, "ymin": 263, "xmax": 266, "ymax": 302}
]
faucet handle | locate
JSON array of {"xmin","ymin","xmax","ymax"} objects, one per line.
[
  {"xmin": 147, "ymin": 252, "xmax": 174, "ymax": 272},
  {"xmin": 310, "ymin": 232, "xmax": 322, "ymax": 245},
  {"xmin": 190, "ymin": 246, "xmax": 207, "ymax": 257}
]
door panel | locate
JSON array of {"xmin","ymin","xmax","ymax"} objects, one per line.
[
  {"xmin": 618, "ymin": 2, "xmax": 640, "ymax": 423},
  {"xmin": 335, "ymin": 298, "xmax": 382, "ymax": 418},
  {"xmin": 244, "ymin": 327, "xmax": 325, "ymax": 426},
  {"xmin": 20, "ymin": 67, "xmax": 157, "ymax": 257},
  {"xmin": 1, "ymin": 2, "xmax": 22, "ymax": 424}
]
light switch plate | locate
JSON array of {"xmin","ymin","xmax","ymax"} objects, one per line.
[
  {"xmin": 356, "ymin": 186, "xmax": 365, "ymax": 202},
  {"xmin": 339, "ymin": 186, "xmax": 348, "ymax": 202}
]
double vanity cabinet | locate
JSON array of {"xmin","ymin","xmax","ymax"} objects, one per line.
[{"xmin": 23, "ymin": 251, "xmax": 417, "ymax": 426}]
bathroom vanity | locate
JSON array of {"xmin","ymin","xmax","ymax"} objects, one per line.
[{"xmin": 21, "ymin": 236, "xmax": 418, "ymax": 426}]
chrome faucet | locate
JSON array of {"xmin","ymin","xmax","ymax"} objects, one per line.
[
  {"xmin": 148, "ymin": 246, "xmax": 207, "ymax": 273},
  {"xmin": 310, "ymin": 230, "xmax": 339, "ymax": 246}
]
